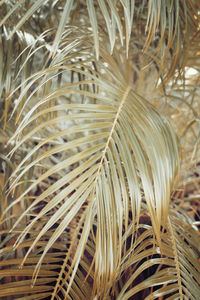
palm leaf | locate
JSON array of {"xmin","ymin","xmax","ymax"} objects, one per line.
[
  {"xmin": 112, "ymin": 207, "xmax": 200, "ymax": 299},
  {"xmin": 2, "ymin": 31, "xmax": 182, "ymax": 298},
  {"xmin": 1, "ymin": 0, "xmax": 199, "ymax": 72},
  {"xmin": 0, "ymin": 2, "xmax": 200, "ymax": 299},
  {"xmin": 1, "ymin": 205, "xmax": 199, "ymax": 299}
]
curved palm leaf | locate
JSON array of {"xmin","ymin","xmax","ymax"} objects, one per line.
[
  {"xmin": 0, "ymin": 26, "xmax": 53, "ymax": 127},
  {"xmin": 0, "ymin": 2, "xmax": 199, "ymax": 298},
  {"xmin": 3, "ymin": 32, "xmax": 181, "ymax": 298}
]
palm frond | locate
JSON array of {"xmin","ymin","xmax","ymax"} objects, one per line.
[
  {"xmin": 1, "ymin": 30, "xmax": 182, "ymax": 298},
  {"xmin": 0, "ymin": 26, "xmax": 53, "ymax": 128},
  {"xmin": 1, "ymin": 0, "xmax": 199, "ymax": 73},
  {"xmin": 113, "ymin": 206, "xmax": 200, "ymax": 299},
  {"xmin": 1, "ymin": 204, "xmax": 199, "ymax": 299},
  {"xmin": 0, "ymin": 2, "xmax": 200, "ymax": 299}
]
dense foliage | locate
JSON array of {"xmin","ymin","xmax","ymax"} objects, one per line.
[{"xmin": 0, "ymin": 1, "xmax": 200, "ymax": 299}]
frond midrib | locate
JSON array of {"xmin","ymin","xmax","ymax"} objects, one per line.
[{"xmin": 93, "ymin": 85, "xmax": 132, "ymax": 184}]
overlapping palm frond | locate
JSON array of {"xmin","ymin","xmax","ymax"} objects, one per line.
[
  {"xmin": 1, "ymin": 29, "xmax": 180, "ymax": 298},
  {"xmin": 0, "ymin": 230, "xmax": 68, "ymax": 299},
  {"xmin": 0, "ymin": 1, "xmax": 200, "ymax": 300},
  {"xmin": 1, "ymin": 206, "xmax": 199, "ymax": 299},
  {"xmin": 154, "ymin": 48, "xmax": 200, "ymax": 173},
  {"xmin": 1, "ymin": 1, "xmax": 200, "ymax": 73},
  {"xmin": 115, "ymin": 206, "xmax": 200, "ymax": 300},
  {"xmin": 0, "ymin": 25, "xmax": 54, "ymax": 127},
  {"xmin": 0, "ymin": 26, "xmax": 56, "ymax": 220}
]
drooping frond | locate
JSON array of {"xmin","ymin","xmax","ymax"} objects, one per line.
[
  {"xmin": 0, "ymin": 27, "xmax": 52, "ymax": 127},
  {"xmin": 115, "ymin": 206, "xmax": 200, "ymax": 299},
  {"xmin": 1, "ymin": 0, "xmax": 200, "ymax": 74},
  {"xmin": 1, "ymin": 30, "xmax": 180, "ymax": 298},
  {"xmin": 1, "ymin": 205, "xmax": 199, "ymax": 299},
  {"xmin": 0, "ymin": 2, "xmax": 200, "ymax": 300}
]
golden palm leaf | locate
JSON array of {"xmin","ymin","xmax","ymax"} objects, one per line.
[{"xmin": 0, "ymin": 2, "xmax": 199, "ymax": 300}]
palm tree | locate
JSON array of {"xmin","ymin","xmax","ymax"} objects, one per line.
[{"xmin": 0, "ymin": 1, "xmax": 200, "ymax": 299}]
